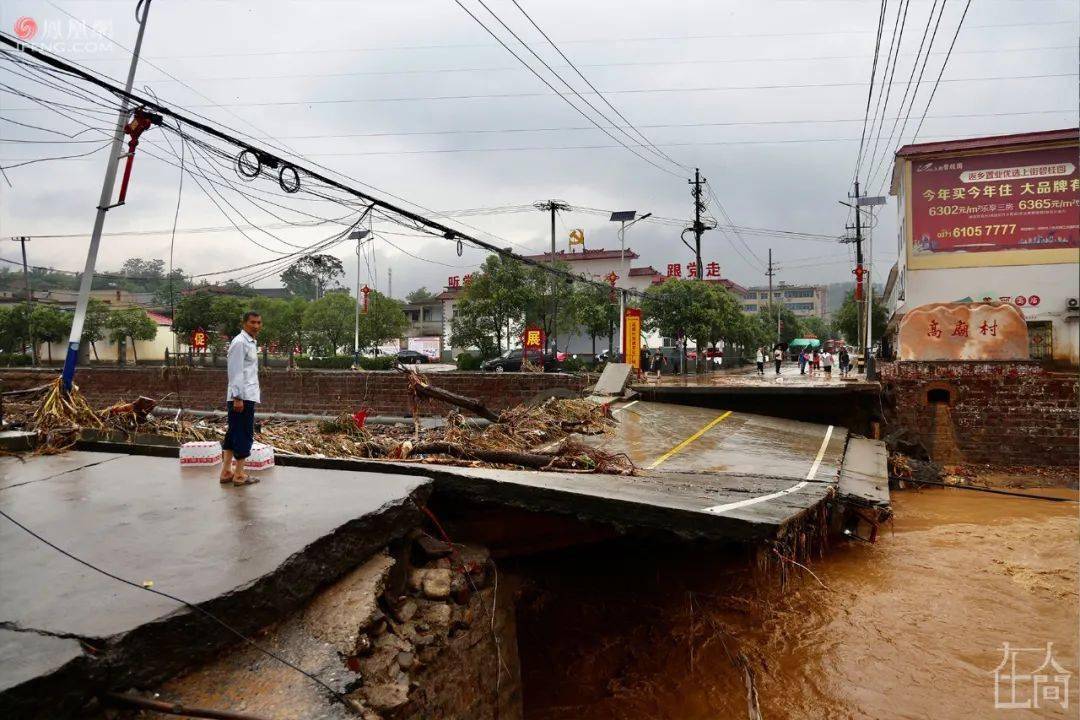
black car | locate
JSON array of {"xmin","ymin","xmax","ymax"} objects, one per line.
[
  {"xmin": 395, "ymin": 349, "xmax": 429, "ymax": 364},
  {"xmin": 481, "ymin": 349, "xmax": 559, "ymax": 372}
]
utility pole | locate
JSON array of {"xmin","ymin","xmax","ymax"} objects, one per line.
[
  {"xmin": 10, "ymin": 236, "xmax": 36, "ymax": 365},
  {"xmin": 766, "ymin": 249, "xmax": 778, "ymax": 345},
  {"xmin": 61, "ymin": 0, "xmax": 153, "ymax": 390},
  {"xmin": 535, "ymin": 200, "xmax": 569, "ymax": 352},
  {"xmin": 387, "ymin": 267, "xmax": 392, "ymax": 299},
  {"xmin": 687, "ymin": 169, "xmax": 712, "ymax": 279},
  {"xmin": 842, "ymin": 180, "xmax": 869, "ymax": 375}
]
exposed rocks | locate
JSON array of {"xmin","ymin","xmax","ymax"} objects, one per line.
[{"xmin": 420, "ymin": 568, "xmax": 453, "ymax": 599}]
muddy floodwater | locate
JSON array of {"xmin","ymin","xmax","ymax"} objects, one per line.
[{"xmin": 515, "ymin": 487, "xmax": 1079, "ymax": 719}]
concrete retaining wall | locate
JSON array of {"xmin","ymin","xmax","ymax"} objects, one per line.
[
  {"xmin": 0, "ymin": 367, "xmax": 588, "ymax": 417},
  {"xmin": 878, "ymin": 361, "xmax": 1079, "ymax": 467}
]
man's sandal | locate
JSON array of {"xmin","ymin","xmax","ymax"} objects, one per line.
[
  {"xmin": 219, "ymin": 471, "xmax": 234, "ymax": 484},
  {"xmin": 232, "ymin": 474, "xmax": 259, "ymax": 486}
]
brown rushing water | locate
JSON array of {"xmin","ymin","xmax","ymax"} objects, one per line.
[{"xmin": 516, "ymin": 487, "xmax": 1079, "ymax": 719}]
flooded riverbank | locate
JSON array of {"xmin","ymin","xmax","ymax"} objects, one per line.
[{"xmin": 515, "ymin": 486, "xmax": 1079, "ymax": 719}]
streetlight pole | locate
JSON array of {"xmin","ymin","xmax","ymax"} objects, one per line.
[
  {"xmin": 10, "ymin": 236, "xmax": 35, "ymax": 365},
  {"xmin": 610, "ymin": 211, "xmax": 650, "ymax": 360},
  {"xmin": 61, "ymin": 0, "xmax": 153, "ymax": 390}
]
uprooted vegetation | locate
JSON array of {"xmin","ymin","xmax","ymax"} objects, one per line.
[{"xmin": 10, "ymin": 372, "xmax": 636, "ymax": 474}]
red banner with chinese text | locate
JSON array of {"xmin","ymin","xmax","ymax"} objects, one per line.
[{"xmin": 910, "ymin": 145, "xmax": 1078, "ymax": 257}]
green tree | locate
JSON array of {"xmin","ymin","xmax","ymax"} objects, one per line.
[
  {"xmin": 30, "ymin": 305, "xmax": 71, "ymax": 363},
  {"xmin": 568, "ymin": 284, "xmax": 618, "ymax": 357},
  {"xmin": 105, "ymin": 307, "xmax": 158, "ymax": 362},
  {"xmin": 449, "ymin": 296, "xmax": 500, "ymax": 358},
  {"xmin": 642, "ymin": 279, "xmax": 728, "ymax": 372},
  {"xmin": 521, "ymin": 262, "xmax": 577, "ymax": 351},
  {"xmin": 833, "ymin": 291, "xmax": 888, "ymax": 348},
  {"xmin": 758, "ymin": 303, "xmax": 805, "ymax": 345},
  {"xmin": 172, "ymin": 292, "xmax": 217, "ymax": 339},
  {"xmin": 251, "ymin": 296, "xmax": 306, "ymax": 360},
  {"xmin": 800, "ymin": 315, "xmax": 831, "ymax": 340},
  {"xmin": 406, "ymin": 287, "xmax": 435, "ymax": 303},
  {"xmin": 280, "ymin": 254, "xmax": 344, "ymax": 300},
  {"xmin": 303, "ymin": 292, "xmax": 355, "ymax": 355},
  {"xmin": 358, "ymin": 292, "xmax": 409, "ymax": 353},
  {"xmin": 449, "ymin": 254, "xmax": 530, "ymax": 355},
  {"xmin": 0, "ymin": 303, "xmax": 32, "ymax": 354},
  {"xmin": 82, "ymin": 298, "xmax": 111, "ymax": 360}
]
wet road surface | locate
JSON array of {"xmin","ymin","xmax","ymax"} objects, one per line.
[{"xmin": 597, "ymin": 401, "xmax": 846, "ymax": 479}]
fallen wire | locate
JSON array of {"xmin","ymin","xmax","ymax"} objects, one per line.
[{"xmin": 0, "ymin": 507, "xmax": 364, "ymax": 716}]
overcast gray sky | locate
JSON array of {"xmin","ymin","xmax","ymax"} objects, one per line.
[{"xmin": 1, "ymin": 0, "xmax": 1077, "ymax": 297}]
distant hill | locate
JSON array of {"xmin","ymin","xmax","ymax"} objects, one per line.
[{"xmin": 824, "ymin": 281, "xmax": 884, "ymax": 317}]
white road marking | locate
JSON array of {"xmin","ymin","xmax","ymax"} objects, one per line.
[{"xmin": 702, "ymin": 425, "xmax": 834, "ymax": 515}]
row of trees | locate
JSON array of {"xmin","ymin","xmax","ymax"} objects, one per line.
[
  {"xmin": 0, "ymin": 300, "xmax": 158, "ymax": 361},
  {"xmin": 448, "ymin": 254, "xmax": 888, "ymax": 366},
  {"xmin": 171, "ymin": 290, "xmax": 408, "ymax": 357},
  {"xmin": 449, "ymin": 255, "xmax": 619, "ymax": 358}
]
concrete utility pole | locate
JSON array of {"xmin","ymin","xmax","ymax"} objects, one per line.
[
  {"xmin": 841, "ymin": 180, "xmax": 883, "ymax": 376},
  {"xmin": 766, "ymin": 249, "xmax": 778, "ymax": 345},
  {"xmin": 350, "ymin": 227, "xmax": 370, "ymax": 367},
  {"xmin": 535, "ymin": 200, "xmax": 569, "ymax": 352},
  {"xmin": 61, "ymin": 0, "xmax": 153, "ymax": 390},
  {"xmin": 10, "ymin": 236, "xmax": 36, "ymax": 365}
]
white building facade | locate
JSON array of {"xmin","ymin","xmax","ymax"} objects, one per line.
[{"xmin": 885, "ymin": 128, "xmax": 1080, "ymax": 366}]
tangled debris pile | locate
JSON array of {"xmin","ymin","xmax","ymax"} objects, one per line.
[{"xmin": 10, "ymin": 374, "xmax": 634, "ymax": 474}]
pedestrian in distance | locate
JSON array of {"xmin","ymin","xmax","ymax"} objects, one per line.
[
  {"xmin": 798, "ymin": 347, "xmax": 808, "ymax": 375},
  {"xmin": 811, "ymin": 348, "xmax": 821, "ymax": 373},
  {"xmin": 755, "ymin": 346, "xmax": 766, "ymax": 375},
  {"xmin": 648, "ymin": 349, "xmax": 667, "ymax": 381},
  {"xmin": 838, "ymin": 346, "xmax": 850, "ymax": 378},
  {"xmin": 773, "ymin": 346, "xmax": 783, "ymax": 374},
  {"xmin": 220, "ymin": 311, "xmax": 262, "ymax": 487},
  {"xmin": 822, "ymin": 348, "xmax": 833, "ymax": 377}
]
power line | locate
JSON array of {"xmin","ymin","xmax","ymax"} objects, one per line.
[
  {"xmin": 506, "ymin": 0, "xmax": 690, "ymax": 172},
  {"xmin": 68, "ymin": 20, "xmax": 1079, "ymax": 61},
  {"xmin": 125, "ymin": 43, "xmax": 1078, "ymax": 85},
  {"xmin": 854, "ymin": 0, "xmax": 890, "ymax": 183},
  {"xmin": 1, "ymin": 35, "xmax": 644, "ymax": 298},
  {"xmin": 449, "ymin": 0, "xmax": 683, "ymax": 179},
  {"xmin": 863, "ymin": 0, "xmax": 945, "ymax": 189},
  {"xmin": 864, "ymin": 0, "xmax": 911, "ymax": 184},
  {"xmin": 77, "ymin": 72, "xmax": 1073, "ymax": 109},
  {"xmin": 911, "ymin": 0, "xmax": 975, "ymax": 143}
]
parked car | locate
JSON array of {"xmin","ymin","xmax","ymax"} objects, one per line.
[
  {"xmin": 481, "ymin": 349, "xmax": 559, "ymax": 372},
  {"xmin": 395, "ymin": 349, "xmax": 429, "ymax": 364}
]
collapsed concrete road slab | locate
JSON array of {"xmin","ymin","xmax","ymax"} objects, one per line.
[{"xmin": 0, "ymin": 452, "xmax": 432, "ymax": 718}]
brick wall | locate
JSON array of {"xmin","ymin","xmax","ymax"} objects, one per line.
[
  {"xmin": 878, "ymin": 361, "xmax": 1079, "ymax": 467},
  {"xmin": 0, "ymin": 367, "xmax": 588, "ymax": 417}
]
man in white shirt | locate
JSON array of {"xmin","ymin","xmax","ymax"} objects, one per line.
[{"xmin": 221, "ymin": 311, "xmax": 262, "ymax": 486}]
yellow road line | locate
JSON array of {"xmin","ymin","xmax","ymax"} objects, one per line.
[{"xmin": 647, "ymin": 411, "xmax": 732, "ymax": 469}]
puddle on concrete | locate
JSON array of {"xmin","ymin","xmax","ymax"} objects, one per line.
[{"xmin": 513, "ymin": 487, "xmax": 1079, "ymax": 719}]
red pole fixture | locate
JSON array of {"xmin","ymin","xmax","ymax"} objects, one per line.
[
  {"xmin": 116, "ymin": 108, "xmax": 161, "ymax": 205},
  {"xmin": 361, "ymin": 284, "xmax": 371, "ymax": 314},
  {"xmin": 853, "ymin": 264, "xmax": 865, "ymax": 301}
]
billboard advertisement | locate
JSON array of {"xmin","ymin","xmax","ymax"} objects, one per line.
[
  {"xmin": 906, "ymin": 144, "xmax": 1079, "ymax": 269},
  {"xmin": 407, "ymin": 336, "xmax": 441, "ymax": 360}
]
